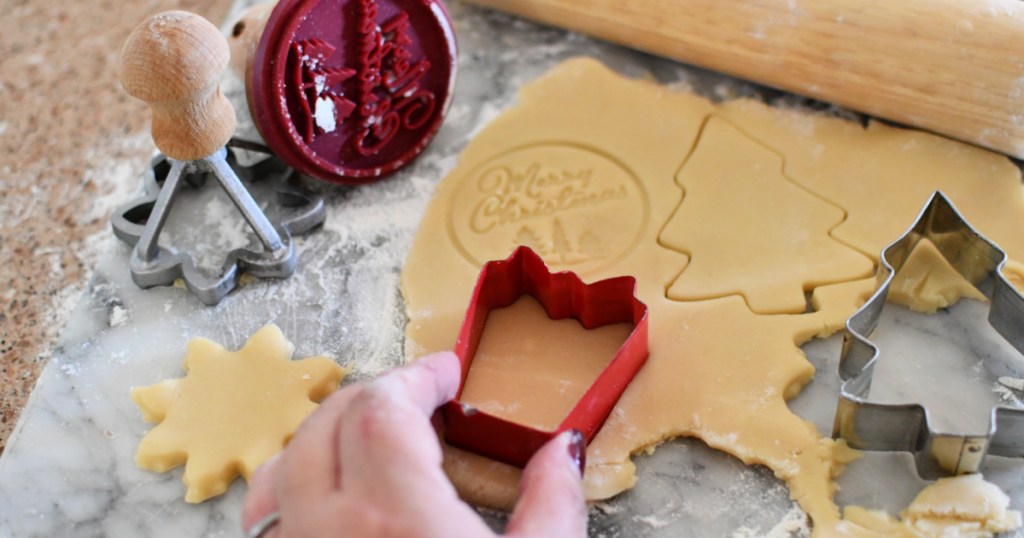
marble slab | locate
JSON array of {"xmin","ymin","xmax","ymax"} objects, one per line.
[{"xmin": 1, "ymin": 3, "xmax": 1023, "ymax": 536}]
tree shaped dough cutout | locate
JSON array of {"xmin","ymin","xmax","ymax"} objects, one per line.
[
  {"xmin": 131, "ymin": 324, "xmax": 347, "ymax": 502},
  {"xmin": 659, "ymin": 117, "xmax": 874, "ymax": 314}
]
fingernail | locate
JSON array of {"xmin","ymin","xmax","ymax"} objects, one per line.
[{"xmin": 566, "ymin": 429, "xmax": 586, "ymax": 477}]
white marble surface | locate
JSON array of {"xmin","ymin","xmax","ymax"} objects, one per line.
[
  {"xmin": 2, "ymin": 3, "xmax": 1024, "ymax": 536},
  {"xmin": 792, "ymin": 300, "xmax": 1024, "ymax": 522}
]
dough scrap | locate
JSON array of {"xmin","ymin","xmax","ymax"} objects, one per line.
[
  {"xmin": 887, "ymin": 239, "xmax": 986, "ymax": 314},
  {"xmin": 840, "ymin": 475, "xmax": 1022, "ymax": 537},
  {"xmin": 400, "ymin": 58, "xmax": 1024, "ymax": 534},
  {"xmin": 132, "ymin": 324, "xmax": 347, "ymax": 502}
]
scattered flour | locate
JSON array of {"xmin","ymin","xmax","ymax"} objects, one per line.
[
  {"xmin": 108, "ymin": 305, "xmax": 129, "ymax": 328},
  {"xmin": 633, "ymin": 514, "xmax": 671, "ymax": 529},
  {"xmin": 79, "ymin": 132, "xmax": 151, "ymax": 225},
  {"xmin": 733, "ymin": 504, "xmax": 810, "ymax": 538},
  {"xmin": 314, "ymin": 96, "xmax": 337, "ymax": 133},
  {"xmin": 39, "ymin": 221, "xmax": 119, "ymax": 364}
]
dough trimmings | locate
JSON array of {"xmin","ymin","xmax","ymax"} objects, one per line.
[{"xmin": 131, "ymin": 323, "xmax": 347, "ymax": 502}]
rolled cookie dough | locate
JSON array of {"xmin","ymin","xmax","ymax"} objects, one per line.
[
  {"xmin": 459, "ymin": 295, "xmax": 632, "ymax": 431},
  {"xmin": 132, "ymin": 324, "xmax": 347, "ymax": 502},
  {"xmin": 400, "ymin": 58, "xmax": 1024, "ymax": 534},
  {"xmin": 660, "ymin": 116, "xmax": 874, "ymax": 314}
]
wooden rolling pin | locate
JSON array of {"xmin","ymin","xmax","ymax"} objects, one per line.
[{"xmin": 465, "ymin": 0, "xmax": 1024, "ymax": 158}]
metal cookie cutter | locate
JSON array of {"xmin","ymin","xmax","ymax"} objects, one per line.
[
  {"xmin": 833, "ymin": 191, "xmax": 1024, "ymax": 478},
  {"xmin": 442, "ymin": 246, "xmax": 650, "ymax": 470},
  {"xmin": 111, "ymin": 145, "xmax": 325, "ymax": 305}
]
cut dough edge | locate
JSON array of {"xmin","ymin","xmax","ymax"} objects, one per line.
[
  {"xmin": 400, "ymin": 57, "xmax": 1024, "ymax": 535},
  {"xmin": 660, "ymin": 115, "xmax": 875, "ymax": 314},
  {"xmin": 132, "ymin": 324, "xmax": 348, "ymax": 503}
]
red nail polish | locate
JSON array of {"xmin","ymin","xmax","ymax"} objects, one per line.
[{"xmin": 567, "ymin": 429, "xmax": 586, "ymax": 477}]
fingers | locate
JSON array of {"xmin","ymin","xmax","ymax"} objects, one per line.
[
  {"xmin": 246, "ymin": 352, "xmax": 463, "ymax": 531},
  {"xmin": 246, "ymin": 382, "xmax": 367, "ymax": 535},
  {"xmin": 384, "ymin": 352, "xmax": 462, "ymax": 415},
  {"xmin": 241, "ymin": 454, "xmax": 281, "ymax": 535},
  {"xmin": 505, "ymin": 430, "xmax": 588, "ymax": 538},
  {"xmin": 275, "ymin": 384, "xmax": 365, "ymax": 504},
  {"xmin": 338, "ymin": 352, "xmax": 462, "ymax": 499}
]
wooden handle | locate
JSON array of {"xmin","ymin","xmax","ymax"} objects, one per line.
[
  {"xmin": 466, "ymin": 0, "xmax": 1024, "ymax": 158},
  {"xmin": 120, "ymin": 11, "xmax": 236, "ymax": 161},
  {"xmin": 227, "ymin": 3, "xmax": 273, "ymax": 80}
]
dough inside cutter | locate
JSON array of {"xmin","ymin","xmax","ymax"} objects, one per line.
[{"xmin": 459, "ymin": 295, "xmax": 632, "ymax": 431}]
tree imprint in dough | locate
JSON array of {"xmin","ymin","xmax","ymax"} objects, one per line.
[{"xmin": 659, "ymin": 117, "xmax": 874, "ymax": 314}]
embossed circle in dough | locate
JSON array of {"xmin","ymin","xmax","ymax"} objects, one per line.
[{"xmin": 447, "ymin": 143, "xmax": 648, "ymax": 275}]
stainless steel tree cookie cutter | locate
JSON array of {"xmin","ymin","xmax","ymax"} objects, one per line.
[
  {"xmin": 110, "ymin": 144, "xmax": 325, "ymax": 306},
  {"xmin": 833, "ymin": 191, "xmax": 1024, "ymax": 478}
]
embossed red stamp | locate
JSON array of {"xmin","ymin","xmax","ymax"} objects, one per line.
[{"xmin": 249, "ymin": 0, "xmax": 456, "ymax": 184}]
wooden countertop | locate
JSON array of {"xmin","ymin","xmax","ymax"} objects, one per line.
[{"xmin": 0, "ymin": 0, "xmax": 232, "ymax": 454}]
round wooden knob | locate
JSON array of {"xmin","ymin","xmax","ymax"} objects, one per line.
[{"xmin": 120, "ymin": 11, "xmax": 236, "ymax": 161}]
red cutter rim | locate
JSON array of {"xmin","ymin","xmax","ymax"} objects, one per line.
[{"xmin": 442, "ymin": 246, "xmax": 650, "ymax": 470}]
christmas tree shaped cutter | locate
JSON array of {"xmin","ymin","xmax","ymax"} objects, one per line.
[{"xmin": 833, "ymin": 191, "xmax": 1024, "ymax": 478}]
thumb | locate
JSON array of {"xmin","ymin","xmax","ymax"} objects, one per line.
[{"xmin": 505, "ymin": 430, "xmax": 587, "ymax": 538}]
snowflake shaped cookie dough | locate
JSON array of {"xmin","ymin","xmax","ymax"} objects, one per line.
[{"xmin": 131, "ymin": 324, "xmax": 347, "ymax": 502}]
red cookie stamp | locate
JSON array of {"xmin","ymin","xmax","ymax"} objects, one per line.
[{"xmin": 249, "ymin": 0, "xmax": 456, "ymax": 184}]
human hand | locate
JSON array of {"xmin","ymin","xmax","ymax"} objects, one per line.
[{"xmin": 242, "ymin": 351, "xmax": 588, "ymax": 537}]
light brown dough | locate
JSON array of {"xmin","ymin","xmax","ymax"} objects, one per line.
[
  {"xmin": 661, "ymin": 117, "xmax": 874, "ymax": 313},
  {"xmin": 887, "ymin": 239, "xmax": 986, "ymax": 314},
  {"xmin": 460, "ymin": 296, "xmax": 632, "ymax": 431},
  {"xmin": 400, "ymin": 58, "xmax": 1024, "ymax": 534},
  {"xmin": 132, "ymin": 324, "xmax": 346, "ymax": 502},
  {"xmin": 715, "ymin": 100, "xmax": 1024, "ymax": 269},
  {"xmin": 840, "ymin": 475, "xmax": 1022, "ymax": 537}
]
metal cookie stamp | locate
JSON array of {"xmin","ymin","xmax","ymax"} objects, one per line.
[
  {"xmin": 442, "ymin": 246, "xmax": 650, "ymax": 470},
  {"xmin": 110, "ymin": 148, "xmax": 325, "ymax": 305},
  {"xmin": 833, "ymin": 191, "xmax": 1024, "ymax": 478},
  {"xmin": 115, "ymin": 11, "xmax": 324, "ymax": 305}
]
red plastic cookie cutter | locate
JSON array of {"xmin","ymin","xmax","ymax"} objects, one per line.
[
  {"xmin": 442, "ymin": 246, "xmax": 650, "ymax": 470},
  {"xmin": 248, "ymin": 0, "xmax": 457, "ymax": 184}
]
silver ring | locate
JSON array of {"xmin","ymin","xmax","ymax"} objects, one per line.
[{"xmin": 245, "ymin": 511, "xmax": 281, "ymax": 538}]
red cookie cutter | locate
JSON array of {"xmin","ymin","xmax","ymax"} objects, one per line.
[
  {"xmin": 442, "ymin": 246, "xmax": 650, "ymax": 470},
  {"xmin": 249, "ymin": 0, "xmax": 457, "ymax": 184}
]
